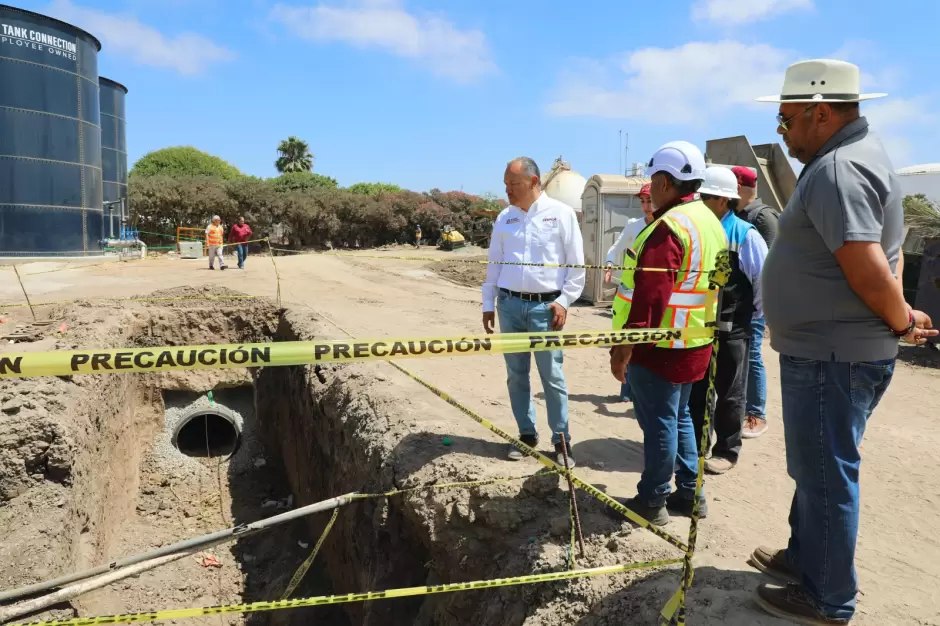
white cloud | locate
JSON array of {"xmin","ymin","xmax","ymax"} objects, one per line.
[
  {"xmin": 864, "ymin": 97, "xmax": 937, "ymax": 166},
  {"xmin": 545, "ymin": 41, "xmax": 790, "ymax": 124},
  {"xmin": 691, "ymin": 0, "xmax": 814, "ymax": 25},
  {"xmin": 269, "ymin": 0, "xmax": 496, "ymax": 83},
  {"xmin": 827, "ymin": 40, "xmax": 905, "ymax": 93},
  {"xmin": 47, "ymin": 0, "xmax": 235, "ymax": 75}
]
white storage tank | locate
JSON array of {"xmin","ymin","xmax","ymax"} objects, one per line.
[
  {"xmin": 897, "ymin": 163, "xmax": 940, "ymax": 203},
  {"xmin": 541, "ymin": 156, "xmax": 587, "ymax": 210}
]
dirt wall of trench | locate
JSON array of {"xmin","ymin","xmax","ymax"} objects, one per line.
[
  {"xmin": 256, "ymin": 310, "xmax": 678, "ymax": 626},
  {"xmin": 0, "ymin": 287, "xmax": 284, "ymax": 623}
]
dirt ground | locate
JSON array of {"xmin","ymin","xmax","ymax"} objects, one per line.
[{"xmin": 1, "ymin": 247, "xmax": 938, "ymax": 626}]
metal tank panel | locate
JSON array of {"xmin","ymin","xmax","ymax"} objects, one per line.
[
  {"xmin": 99, "ymin": 76, "xmax": 128, "ymax": 239},
  {"xmin": 0, "ymin": 4, "xmax": 103, "ymax": 255}
]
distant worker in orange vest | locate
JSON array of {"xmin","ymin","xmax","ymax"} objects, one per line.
[{"xmin": 206, "ymin": 215, "xmax": 227, "ymax": 270}]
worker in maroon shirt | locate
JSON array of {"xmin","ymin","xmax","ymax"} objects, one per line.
[
  {"xmin": 228, "ymin": 216, "xmax": 253, "ymax": 270},
  {"xmin": 606, "ymin": 141, "xmax": 728, "ymax": 526}
]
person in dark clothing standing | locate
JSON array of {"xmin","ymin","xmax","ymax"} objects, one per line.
[
  {"xmin": 731, "ymin": 166, "xmax": 778, "ymax": 439},
  {"xmin": 732, "ymin": 166, "xmax": 779, "ymax": 247},
  {"xmin": 690, "ymin": 167, "xmax": 768, "ymax": 475},
  {"xmin": 228, "ymin": 217, "xmax": 252, "ymax": 270}
]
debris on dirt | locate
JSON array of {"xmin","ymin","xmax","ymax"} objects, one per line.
[
  {"xmin": 195, "ymin": 553, "xmax": 223, "ymax": 568},
  {"xmin": 429, "ymin": 255, "xmax": 488, "ymax": 287}
]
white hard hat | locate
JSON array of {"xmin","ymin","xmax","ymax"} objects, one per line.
[
  {"xmin": 645, "ymin": 141, "xmax": 706, "ymax": 182},
  {"xmin": 699, "ymin": 167, "xmax": 741, "ymax": 200}
]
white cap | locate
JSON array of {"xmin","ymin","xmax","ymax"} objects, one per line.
[
  {"xmin": 645, "ymin": 141, "xmax": 706, "ymax": 182},
  {"xmin": 699, "ymin": 167, "xmax": 741, "ymax": 200},
  {"xmin": 212, "ymin": 215, "xmax": 220, "ymax": 221}
]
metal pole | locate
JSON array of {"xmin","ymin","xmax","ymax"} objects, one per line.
[
  {"xmin": 558, "ymin": 436, "xmax": 584, "ymax": 557},
  {"xmin": 625, "ymin": 133, "xmax": 629, "ymax": 176},
  {"xmin": 619, "ymin": 130, "xmax": 623, "ymax": 175},
  {"xmin": 0, "ymin": 493, "xmax": 357, "ymax": 604},
  {"xmin": 12, "ymin": 266, "xmax": 36, "ymax": 322},
  {"xmin": 0, "ymin": 553, "xmax": 187, "ymax": 623}
]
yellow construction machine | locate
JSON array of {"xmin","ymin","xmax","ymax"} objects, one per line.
[{"xmin": 438, "ymin": 225, "xmax": 467, "ymax": 250}]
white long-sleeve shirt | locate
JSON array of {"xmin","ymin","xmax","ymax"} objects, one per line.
[
  {"xmin": 605, "ymin": 218, "xmax": 648, "ymax": 283},
  {"xmin": 481, "ymin": 193, "xmax": 585, "ymax": 313}
]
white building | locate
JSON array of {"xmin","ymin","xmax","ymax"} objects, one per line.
[{"xmin": 897, "ymin": 163, "xmax": 940, "ymax": 203}]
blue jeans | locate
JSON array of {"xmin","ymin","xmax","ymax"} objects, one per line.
[
  {"xmin": 620, "ymin": 373, "xmax": 632, "ymax": 401},
  {"xmin": 496, "ymin": 292, "xmax": 569, "ymax": 445},
  {"xmin": 235, "ymin": 243, "xmax": 248, "ymax": 267},
  {"xmin": 629, "ymin": 364, "xmax": 699, "ymax": 507},
  {"xmin": 780, "ymin": 354, "xmax": 894, "ymax": 621},
  {"xmin": 746, "ymin": 317, "xmax": 767, "ymax": 418}
]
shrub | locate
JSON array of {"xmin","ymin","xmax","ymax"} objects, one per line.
[
  {"xmin": 130, "ymin": 147, "xmax": 243, "ymax": 180},
  {"xmin": 128, "ymin": 167, "xmax": 499, "ymax": 250}
]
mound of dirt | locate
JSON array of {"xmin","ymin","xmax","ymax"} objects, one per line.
[{"xmin": 429, "ymin": 256, "xmax": 488, "ymax": 288}]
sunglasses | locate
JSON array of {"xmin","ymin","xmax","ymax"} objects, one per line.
[{"xmin": 776, "ymin": 104, "xmax": 817, "ymax": 132}]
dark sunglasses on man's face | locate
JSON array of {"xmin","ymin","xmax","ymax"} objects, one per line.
[{"xmin": 776, "ymin": 104, "xmax": 817, "ymax": 132}]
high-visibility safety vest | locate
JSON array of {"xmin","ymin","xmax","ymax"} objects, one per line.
[
  {"xmin": 206, "ymin": 224, "xmax": 224, "ymax": 246},
  {"xmin": 611, "ymin": 200, "xmax": 728, "ymax": 349}
]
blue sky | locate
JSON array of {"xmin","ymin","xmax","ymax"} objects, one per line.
[{"xmin": 19, "ymin": 0, "xmax": 940, "ymax": 196}]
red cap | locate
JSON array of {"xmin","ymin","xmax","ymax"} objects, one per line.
[
  {"xmin": 638, "ymin": 183, "xmax": 651, "ymax": 198},
  {"xmin": 731, "ymin": 166, "xmax": 757, "ymax": 188}
]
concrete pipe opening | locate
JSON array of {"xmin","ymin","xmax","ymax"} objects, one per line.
[{"xmin": 171, "ymin": 406, "xmax": 241, "ymax": 459}]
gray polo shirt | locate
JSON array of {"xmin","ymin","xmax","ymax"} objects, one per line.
[{"xmin": 763, "ymin": 117, "xmax": 904, "ymax": 362}]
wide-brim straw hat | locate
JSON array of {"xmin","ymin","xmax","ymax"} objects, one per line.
[{"xmin": 756, "ymin": 59, "xmax": 887, "ymax": 103}]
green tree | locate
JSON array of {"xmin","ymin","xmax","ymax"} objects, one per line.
[
  {"xmin": 346, "ymin": 182, "xmax": 403, "ymax": 196},
  {"xmin": 270, "ymin": 171, "xmax": 338, "ymax": 192},
  {"xmin": 903, "ymin": 194, "xmax": 940, "ymax": 238},
  {"xmin": 129, "ymin": 175, "xmax": 237, "ymax": 234},
  {"xmin": 275, "ymin": 136, "xmax": 314, "ymax": 173},
  {"xmin": 130, "ymin": 146, "xmax": 242, "ymax": 180}
]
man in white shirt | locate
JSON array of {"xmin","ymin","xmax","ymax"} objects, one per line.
[
  {"xmin": 482, "ymin": 157, "xmax": 586, "ymax": 468},
  {"xmin": 604, "ymin": 183, "xmax": 654, "ymax": 403},
  {"xmin": 604, "ymin": 183, "xmax": 654, "ymax": 285}
]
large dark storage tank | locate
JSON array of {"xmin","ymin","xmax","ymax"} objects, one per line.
[
  {"xmin": 100, "ymin": 76, "xmax": 127, "ymax": 239},
  {"xmin": 0, "ymin": 4, "xmax": 103, "ymax": 255}
]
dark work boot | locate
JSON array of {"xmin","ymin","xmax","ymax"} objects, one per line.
[
  {"xmin": 605, "ymin": 496, "xmax": 670, "ymax": 527},
  {"xmin": 665, "ymin": 491, "xmax": 708, "ymax": 519},
  {"xmin": 508, "ymin": 434, "xmax": 538, "ymax": 461},
  {"xmin": 755, "ymin": 583, "xmax": 849, "ymax": 625},
  {"xmin": 748, "ymin": 546, "xmax": 800, "ymax": 584},
  {"xmin": 554, "ymin": 441, "xmax": 576, "ymax": 469}
]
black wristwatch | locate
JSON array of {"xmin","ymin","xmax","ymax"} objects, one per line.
[{"xmin": 890, "ymin": 311, "xmax": 915, "ymax": 337}]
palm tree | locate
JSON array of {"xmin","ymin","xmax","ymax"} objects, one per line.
[{"xmin": 275, "ymin": 136, "xmax": 314, "ymax": 173}]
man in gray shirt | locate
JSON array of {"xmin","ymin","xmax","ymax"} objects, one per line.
[{"xmin": 749, "ymin": 60, "xmax": 937, "ymax": 625}]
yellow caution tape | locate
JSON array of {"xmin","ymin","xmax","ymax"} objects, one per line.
[
  {"xmin": 7, "ymin": 558, "xmax": 684, "ymax": 626},
  {"xmin": 219, "ymin": 237, "xmax": 270, "ymax": 248},
  {"xmin": 385, "ymin": 359, "xmax": 692, "ymax": 553},
  {"xmin": 280, "ymin": 508, "xmax": 339, "ymax": 600},
  {"xmin": 269, "ymin": 248, "xmax": 700, "ymax": 274},
  {"xmin": 0, "ymin": 327, "xmax": 714, "ymax": 379},
  {"xmin": 279, "ymin": 469, "xmax": 559, "ymax": 601}
]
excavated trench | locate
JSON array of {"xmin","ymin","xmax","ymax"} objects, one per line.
[{"xmin": 0, "ymin": 289, "xmax": 678, "ymax": 626}]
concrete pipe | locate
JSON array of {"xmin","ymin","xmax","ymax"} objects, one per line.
[{"xmin": 170, "ymin": 404, "xmax": 241, "ymax": 459}]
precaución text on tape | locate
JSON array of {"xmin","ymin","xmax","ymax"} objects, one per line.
[{"xmin": 0, "ymin": 327, "xmax": 714, "ymax": 378}]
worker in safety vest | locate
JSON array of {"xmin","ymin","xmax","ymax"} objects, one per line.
[
  {"xmin": 607, "ymin": 141, "xmax": 727, "ymax": 526},
  {"xmin": 206, "ymin": 215, "xmax": 227, "ymax": 270},
  {"xmin": 690, "ymin": 167, "xmax": 768, "ymax": 475}
]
